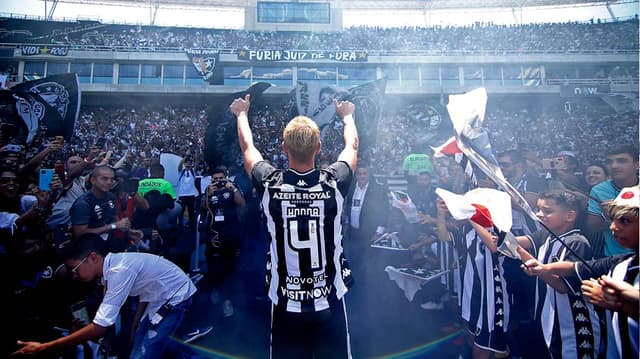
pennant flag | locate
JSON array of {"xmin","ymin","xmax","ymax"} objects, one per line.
[
  {"xmin": 435, "ymin": 187, "xmax": 512, "ymax": 233},
  {"xmin": 203, "ymin": 82, "xmax": 271, "ymax": 167},
  {"xmin": 445, "ymin": 88, "xmax": 538, "ymax": 223},
  {"xmin": 293, "ymin": 79, "xmax": 385, "ymax": 153},
  {"xmin": 186, "ymin": 49, "xmax": 223, "ymax": 85},
  {"xmin": 10, "ymin": 73, "xmax": 81, "ymax": 144},
  {"xmin": 431, "ymin": 136, "xmax": 477, "ymax": 187}
]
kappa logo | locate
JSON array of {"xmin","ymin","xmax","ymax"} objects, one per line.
[
  {"xmin": 296, "ymin": 179, "xmax": 308, "ymax": 186},
  {"xmin": 577, "ymin": 327, "xmax": 591, "ymax": 336},
  {"xmin": 576, "ymin": 313, "xmax": 588, "ymax": 322},
  {"xmin": 573, "ymin": 301, "xmax": 586, "ymax": 309},
  {"xmin": 579, "ymin": 341, "xmax": 592, "ymax": 349}
]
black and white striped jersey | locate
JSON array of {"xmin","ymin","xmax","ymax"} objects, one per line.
[
  {"xmin": 252, "ymin": 160, "xmax": 352, "ymax": 313},
  {"xmin": 528, "ymin": 229, "xmax": 600, "ymax": 359},
  {"xmin": 575, "ymin": 253, "xmax": 638, "ymax": 359},
  {"xmin": 461, "ymin": 228, "xmax": 510, "ymax": 335}
]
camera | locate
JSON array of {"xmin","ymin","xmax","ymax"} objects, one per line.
[
  {"xmin": 214, "ymin": 180, "xmax": 227, "ymax": 188},
  {"xmin": 541, "ymin": 157, "xmax": 568, "ymax": 170}
]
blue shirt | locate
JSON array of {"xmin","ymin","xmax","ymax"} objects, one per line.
[{"xmin": 587, "ymin": 180, "xmax": 633, "ymax": 256}]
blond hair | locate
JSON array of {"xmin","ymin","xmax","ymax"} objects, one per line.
[
  {"xmin": 283, "ymin": 116, "xmax": 320, "ymax": 163},
  {"xmin": 605, "ymin": 201, "xmax": 639, "ymax": 221}
]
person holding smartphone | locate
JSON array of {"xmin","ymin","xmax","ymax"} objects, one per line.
[{"xmin": 13, "ymin": 234, "xmax": 198, "ymax": 358}]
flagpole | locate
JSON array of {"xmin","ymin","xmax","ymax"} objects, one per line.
[{"xmin": 532, "ymin": 218, "xmax": 596, "ymax": 275}]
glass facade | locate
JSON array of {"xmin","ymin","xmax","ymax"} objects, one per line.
[
  {"xmin": 338, "ymin": 66, "xmax": 375, "ymax": 86},
  {"xmin": 119, "ymin": 64, "xmax": 139, "ymax": 84},
  {"xmin": 24, "ymin": 61, "xmax": 44, "ymax": 81},
  {"xmin": 164, "ymin": 64, "xmax": 184, "ymax": 85},
  {"xmin": 93, "ymin": 63, "xmax": 113, "ymax": 84},
  {"xmin": 381, "ymin": 65, "xmax": 400, "ymax": 87},
  {"xmin": 421, "ymin": 65, "xmax": 440, "ymax": 88},
  {"xmin": 401, "ymin": 66, "xmax": 419, "ymax": 87},
  {"xmin": 46, "ymin": 61, "xmax": 69, "ymax": 76},
  {"xmin": 70, "ymin": 62, "xmax": 91, "ymax": 83},
  {"xmin": 440, "ymin": 64, "xmax": 459, "ymax": 88},
  {"xmin": 223, "ymin": 66, "xmax": 251, "ymax": 86},
  {"xmin": 463, "ymin": 65, "xmax": 483, "ymax": 87},
  {"xmin": 141, "ymin": 64, "xmax": 161, "ymax": 85},
  {"xmin": 11, "ymin": 59, "xmax": 636, "ymax": 89}
]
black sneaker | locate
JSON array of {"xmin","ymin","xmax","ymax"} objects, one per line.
[{"xmin": 182, "ymin": 325, "xmax": 213, "ymax": 343}]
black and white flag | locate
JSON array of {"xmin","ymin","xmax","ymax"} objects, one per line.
[
  {"xmin": 10, "ymin": 73, "xmax": 81, "ymax": 144},
  {"xmin": 186, "ymin": 49, "xmax": 222, "ymax": 84}
]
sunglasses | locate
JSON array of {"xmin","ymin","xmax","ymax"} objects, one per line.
[{"xmin": 70, "ymin": 256, "xmax": 88, "ymax": 274}]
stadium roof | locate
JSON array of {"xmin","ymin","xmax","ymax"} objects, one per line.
[{"xmin": 44, "ymin": 0, "xmax": 621, "ymax": 11}]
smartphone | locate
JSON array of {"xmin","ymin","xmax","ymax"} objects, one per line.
[
  {"xmin": 393, "ymin": 191, "xmax": 409, "ymax": 201},
  {"xmin": 70, "ymin": 300, "xmax": 90, "ymax": 326},
  {"xmin": 541, "ymin": 157, "xmax": 568, "ymax": 170},
  {"xmin": 39, "ymin": 168, "xmax": 54, "ymax": 191}
]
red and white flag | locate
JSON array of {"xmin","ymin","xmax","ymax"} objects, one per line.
[{"xmin": 435, "ymin": 187, "xmax": 512, "ymax": 234}]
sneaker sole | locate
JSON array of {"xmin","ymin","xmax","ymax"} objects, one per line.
[{"xmin": 183, "ymin": 327, "xmax": 213, "ymax": 343}]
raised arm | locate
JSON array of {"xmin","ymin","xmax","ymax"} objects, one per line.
[
  {"xmin": 335, "ymin": 100, "xmax": 358, "ymax": 171},
  {"xmin": 231, "ymin": 94, "xmax": 264, "ymax": 176}
]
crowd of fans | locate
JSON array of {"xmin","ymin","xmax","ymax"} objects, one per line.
[
  {"xmin": 1, "ymin": 17, "xmax": 638, "ymax": 52},
  {"xmin": 1, "ymin": 91, "xmax": 638, "ymax": 357},
  {"xmin": 55, "ymin": 96, "xmax": 636, "ymax": 182}
]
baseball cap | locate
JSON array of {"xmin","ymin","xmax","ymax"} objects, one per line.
[{"xmin": 612, "ymin": 186, "xmax": 640, "ymax": 209}]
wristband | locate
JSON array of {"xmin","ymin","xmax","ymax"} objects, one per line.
[{"xmin": 110, "ymin": 223, "xmax": 117, "ymax": 231}]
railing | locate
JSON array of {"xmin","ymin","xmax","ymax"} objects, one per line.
[{"xmin": 0, "ymin": 42, "xmax": 637, "ymax": 56}]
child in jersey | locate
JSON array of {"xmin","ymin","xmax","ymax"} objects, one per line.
[
  {"xmin": 513, "ymin": 190, "xmax": 600, "ymax": 358},
  {"xmin": 523, "ymin": 186, "xmax": 639, "ymax": 358}
]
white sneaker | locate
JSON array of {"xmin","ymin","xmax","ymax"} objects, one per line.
[
  {"xmin": 183, "ymin": 325, "xmax": 213, "ymax": 343},
  {"xmin": 222, "ymin": 299, "xmax": 234, "ymax": 317}
]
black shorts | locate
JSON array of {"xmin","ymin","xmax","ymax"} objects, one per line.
[{"xmin": 270, "ymin": 300, "xmax": 351, "ymax": 359}]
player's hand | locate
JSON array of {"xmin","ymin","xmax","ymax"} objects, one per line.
[
  {"xmin": 334, "ymin": 99, "xmax": 355, "ymax": 118},
  {"xmin": 230, "ymin": 94, "xmax": 251, "ymax": 116}
]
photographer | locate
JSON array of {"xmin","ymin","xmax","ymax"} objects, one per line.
[{"xmin": 200, "ymin": 167, "xmax": 245, "ymax": 318}]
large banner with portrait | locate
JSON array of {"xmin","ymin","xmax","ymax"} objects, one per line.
[{"xmin": 293, "ymin": 79, "xmax": 385, "ymax": 153}]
